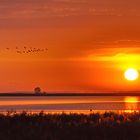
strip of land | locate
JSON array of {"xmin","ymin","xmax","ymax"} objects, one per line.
[{"xmin": 0, "ymin": 92, "xmax": 139, "ymax": 96}]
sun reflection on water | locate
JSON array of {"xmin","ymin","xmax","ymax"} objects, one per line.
[{"xmin": 124, "ymin": 97, "xmax": 139, "ymax": 113}]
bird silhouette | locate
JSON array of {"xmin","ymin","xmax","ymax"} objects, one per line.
[{"xmin": 1, "ymin": 46, "xmax": 48, "ymax": 55}]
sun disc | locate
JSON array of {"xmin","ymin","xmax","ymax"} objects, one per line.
[{"xmin": 124, "ymin": 68, "xmax": 139, "ymax": 81}]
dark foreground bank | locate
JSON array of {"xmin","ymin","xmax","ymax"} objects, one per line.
[{"xmin": 0, "ymin": 111, "xmax": 140, "ymax": 140}]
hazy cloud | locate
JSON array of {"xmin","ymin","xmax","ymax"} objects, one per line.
[{"xmin": 0, "ymin": 0, "xmax": 140, "ymax": 28}]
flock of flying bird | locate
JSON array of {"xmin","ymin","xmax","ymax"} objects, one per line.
[{"xmin": 5, "ymin": 46, "xmax": 48, "ymax": 54}]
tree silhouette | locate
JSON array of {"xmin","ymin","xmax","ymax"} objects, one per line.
[{"xmin": 34, "ymin": 87, "xmax": 41, "ymax": 95}]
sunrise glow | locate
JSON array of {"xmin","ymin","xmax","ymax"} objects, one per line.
[
  {"xmin": 0, "ymin": 0, "xmax": 139, "ymax": 93},
  {"xmin": 124, "ymin": 68, "xmax": 139, "ymax": 81}
]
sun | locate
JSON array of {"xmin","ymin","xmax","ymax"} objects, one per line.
[{"xmin": 124, "ymin": 68, "xmax": 139, "ymax": 81}]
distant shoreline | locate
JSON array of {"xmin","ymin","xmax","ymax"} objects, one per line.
[{"xmin": 0, "ymin": 93, "xmax": 139, "ymax": 96}]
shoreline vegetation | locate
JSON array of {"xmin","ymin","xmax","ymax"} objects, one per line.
[
  {"xmin": 0, "ymin": 111, "xmax": 140, "ymax": 140},
  {"xmin": 0, "ymin": 92, "xmax": 140, "ymax": 96}
]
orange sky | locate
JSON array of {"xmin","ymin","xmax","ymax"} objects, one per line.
[{"xmin": 0, "ymin": 0, "xmax": 140, "ymax": 93}]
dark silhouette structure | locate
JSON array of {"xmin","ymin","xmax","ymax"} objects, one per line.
[
  {"xmin": 34, "ymin": 87, "xmax": 41, "ymax": 95},
  {"xmin": 0, "ymin": 111, "xmax": 140, "ymax": 140}
]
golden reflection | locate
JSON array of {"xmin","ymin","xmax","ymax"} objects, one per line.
[{"xmin": 124, "ymin": 97, "xmax": 139, "ymax": 112}]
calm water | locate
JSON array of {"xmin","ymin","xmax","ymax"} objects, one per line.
[{"xmin": 0, "ymin": 96, "xmax": 139, "ymax": 113}]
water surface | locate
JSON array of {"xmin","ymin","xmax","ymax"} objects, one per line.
[{"xmin": 0, "ymin": 96, "xmax": 139, "ymax": 113}]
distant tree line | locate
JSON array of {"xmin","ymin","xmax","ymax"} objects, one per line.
[{"xmin": 34, "ymin": 87, "xmax": 46, "ymax": 95}]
